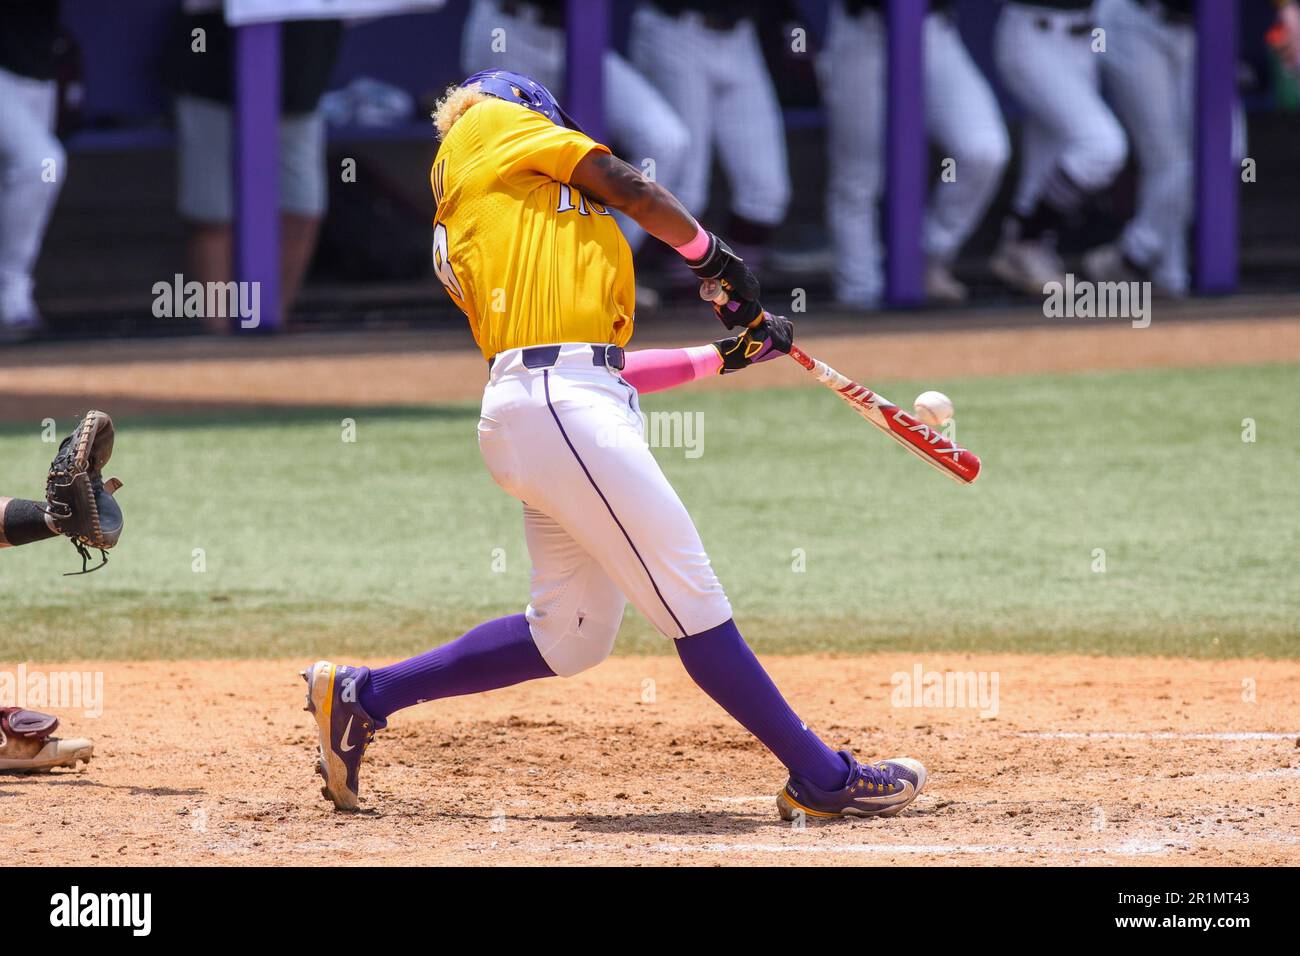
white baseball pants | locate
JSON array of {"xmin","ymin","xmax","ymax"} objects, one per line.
[
  {"xmin": 995, "ymin": 2, "xmax": 1127, "ymax": 214},
  {"xmin": 478, "ymin": 344, "xmax": 733, "ymax": 678},
  {"xmin": 629, "ymin": 4, "xmax": 791, "ymax": 226},
  {"xmin": 0, "ymin": 66, "xmax": 63, "ymax": 324},
  {"xmin": 1096, "ymin": 0, "xmax": 1242, "ymax": 295},
  {"xmin": 821, "ymin": 2, "xmax": 1010, "ymax": 305},
  {"xmin": 460, "ymin": 0, "xmax": 689, "ymax": 252}
]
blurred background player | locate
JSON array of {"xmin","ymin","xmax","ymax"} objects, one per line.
[
  {"xmin": 630, "ymin": 0, "xmax": 791, "ymax": 276},
  {"xmin": 1085, "ymin": 0, "xmax": 1250, "ymax": 297},
  {"xmin": 0, "ymin": 0, "xmax": 66, "ymax": 343},
  {"xmin": 460, "ymin": 0, "xmax": 690, "ymax": 279},
  {"xmin": 166, "ymin": 0, "xmax": 342, "ymax": 331},
  {"xmin": 8, "ymin": 1, "xmax": 1297, "ymax": 335},
  {"xmin": 821, "ymin": 0, "xmax": 1010, "ymax": 307},
  {"xmin": 991, "ymin": 0, "xmax": 1128, "ymax": 294}
]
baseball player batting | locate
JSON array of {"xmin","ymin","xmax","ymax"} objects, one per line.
[
  {"xmin": 303, "ymin": 70, "xmax": 927, "ymax": 820},
  {"xmin": 0, "ymin": 409, "xmax": 123, "ymax": 772}
]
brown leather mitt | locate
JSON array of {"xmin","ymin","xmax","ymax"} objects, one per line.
[{"xmin": 45, "ymin": 410, "xmax": 124, "ymax": 574}]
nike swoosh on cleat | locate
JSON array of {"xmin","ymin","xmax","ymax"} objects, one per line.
[
  {"xmin": 857, "ymin": 781, "xmax": 914, "ymax": 807},
  {"xmin": 339, "ymin": 716, "xmax": 356, "ymax": 753}
]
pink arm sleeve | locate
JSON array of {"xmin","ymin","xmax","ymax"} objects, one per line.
[{"xmin": 621, "ymin": 345, "xmax": 722, "ymax": 395}]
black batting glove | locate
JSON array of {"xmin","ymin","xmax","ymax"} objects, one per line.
[
  {"xmin": 686, "ymin": 233, "xmax": 763, "ymax": 329},
  {"xmin": 712, "ymin": 313, "xmax": 794, "ymax": 374}
]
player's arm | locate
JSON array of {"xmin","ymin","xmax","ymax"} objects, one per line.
[
  {"xmin": 570, "ymin": 150, "xmax": 764, "ymax": 328},
  {"xmin": 621, "ymin": 315, "xmax": 795, "ymax": 394},
  {"xmin": 570, "ymin": 151, "xmax": 697, "ymax": 245}
]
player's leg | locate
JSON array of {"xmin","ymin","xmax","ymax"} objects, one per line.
[
  {"xmin": 1009, "ymin": 117, "xmax": 1059, "ymax": 219},
  {"xmin": 709, "ymin": 19, "xmax": 791, "ymax": 272},
  {"xmin": 358, "ymin": 506, "xmax": 627, "ymax": 723},
  {"xmin": 923, "ymin": 10, "xmax": 1010, "ymax": 302},
  {"xmin": 175, "ymin": 93, "xmax": 235, "ymax": 333},
  {"xmin": 305, "ymin": 607, "xmax": 556, "ymax": 810},
  {"xmin": 1014, "ymin": 18, "xmax": 1126, "ymax": 229},
  {"xmin": 601, "ymin": 51, "xmax": 690, "ymax": 254},
  {"xmin": 276, "ymin": 110, "xmax": 328, "ymax": 319},
  {"xmin": 303, "ymin": 371, "xmax": 623, "ymax": 810},
  {"xmin": 993, "ymin": 5, "xmax": 1127, "ymax": 293},
  {"xmin": 629, "ymin": 4, "xmax": 714, "ymax": 217},
  {"xmin": 521, "ymin": 364, "xmax": 885, "ymax": 799},
  {"xmin": 0, "ymin": 65, "xmax": 64, "ymax": 337},
  {"xmin": 820, "ymin": 2, "xmax": 886, "ymax": 308},
  {"xmin": 518, "ymin": 506, "xmax": 628, "ymax": 677},
  {"xmin": 304, "ymin": 504, "xmax": 628, "ymax": 813},
  {"xmin": 990, "ymin": 6, "xmax": 1065, "ymax": 291},
  {"xmin": 1087, "ymin": 0, "xmax": 1193, "ymax": 294},
  {"xmin": 1146, "ymin": 24, "xmax": 1222, "ymax": 299}
]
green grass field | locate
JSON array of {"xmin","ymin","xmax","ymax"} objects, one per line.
[{"xmin": 2, "ymin": 362, "xmax": 1297, "ymax": 661}]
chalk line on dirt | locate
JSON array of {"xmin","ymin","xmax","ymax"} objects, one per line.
[
  {"xmin": 1017, "ymin": 732, "xmax": 1299, "ymax": 741},
  {"xmin": 483, "ymin": 839, "xmax": 1184, "ymax": 857}
]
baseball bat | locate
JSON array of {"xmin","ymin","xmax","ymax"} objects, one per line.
[{"xmin": 699, "ymin": 279, "xmax": 981, "ymax": 485}]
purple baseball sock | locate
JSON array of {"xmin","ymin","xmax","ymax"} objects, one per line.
[
  {"xmin": 675, "ymin": 619, "xmax": 849, "ymax": 792},
  {"xmin": 359, "ymin": 613, "xmax": 554, "ymax": 721}
]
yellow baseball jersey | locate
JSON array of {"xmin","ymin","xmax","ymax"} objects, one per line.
[{"xmin": 430, "ymin": 97, "xmax": 635, "ymax": 359}]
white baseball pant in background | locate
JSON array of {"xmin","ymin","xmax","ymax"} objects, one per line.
[
  {"xmin": 461, "ymin": 0, "xmax": 689, "ymax": 252},
  {"xmin": 821, "ymin": 2, "xmax": 1010, "ymax": 306},
  {"xmin": 629, "ymin": 4, "xmax": 791, "ymax": 228},
  {"xmin": 0, "ymin": 66, "xmax": 64, "ymax": 325},
  {"xmin": 478, "ymin": 344, "xmax": 733, "ymax": 677},
  {"xmin": 996, "ymin": 2, "xmax": 1127, "ymax": 215},
  {"xmin": 1096, "ymin": 0, "xmax": 1243, "ymax": 295}
]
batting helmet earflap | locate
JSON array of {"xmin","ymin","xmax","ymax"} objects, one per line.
[{"xmin": 460, "ymin": 70, "xmax": 585, "ymax": 133}]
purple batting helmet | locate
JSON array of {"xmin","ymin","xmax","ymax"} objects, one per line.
[{"xmin": 460, "ymin": 70, "xmax": 585, "ymax": 133}]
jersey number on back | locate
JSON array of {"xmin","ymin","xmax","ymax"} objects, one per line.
[{"xmin": 432, "ymin": 222, "xmax": 464, "ymax": 299}]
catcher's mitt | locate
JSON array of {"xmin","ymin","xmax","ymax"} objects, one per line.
[{"xmin": 45, "ymin": 410, "xmax": 124, "ymax": 574}]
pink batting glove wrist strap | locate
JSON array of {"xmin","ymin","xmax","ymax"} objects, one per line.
[{"xmin": 673, "ymin": 224, "xmax": 711, "ymax": 262}]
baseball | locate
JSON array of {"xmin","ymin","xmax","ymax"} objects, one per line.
[{"xmin": 913, "ymin": 390, "xmax": 954, "ymax": 428}]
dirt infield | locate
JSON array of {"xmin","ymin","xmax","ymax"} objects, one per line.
[
  {"xmin": 2, "ymin": 308, "xmax": 1299, "ymax": 420},
  {"xmin": 5, "ymin": 655, "xmax": 1296, "ymax": 866},
  {"xmin": 4, "ymin": 308, "xmax": 1297, "ymax": 867}
]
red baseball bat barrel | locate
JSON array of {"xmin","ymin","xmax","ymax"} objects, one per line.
[
  {"xmin": 788, "ymin": 345, "xmax": 981, "ymax": 484},
  {"xmin": 699, "ymin": 280, "xmax": 980, "ymax": 483}
]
